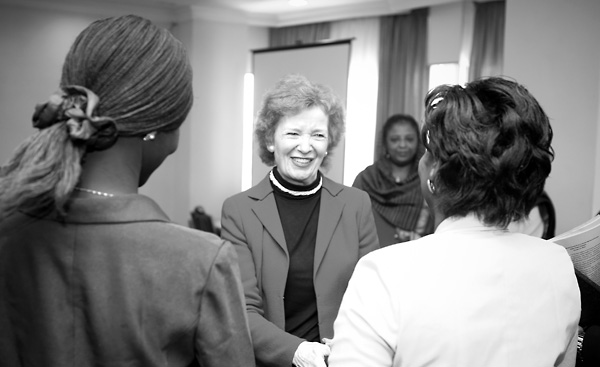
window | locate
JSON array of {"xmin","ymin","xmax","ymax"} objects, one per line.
[{"xmin": 428, "ymin": 62, "xmax": 467, "ymax": 90}]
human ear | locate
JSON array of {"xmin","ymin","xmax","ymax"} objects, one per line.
[
  {"xmin": 266, "ymin": 136, "xmax": 275, "ymax": 152},
  {"xmin": 428, "ymin": 161, "xmax": 440, "ymax": 180}
]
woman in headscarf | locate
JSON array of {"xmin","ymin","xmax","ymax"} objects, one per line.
[
  {"xmin": 330, "ymin": 77, "xmax": 580, "ymax": 367},
  {"xmin": 353, "ymin": 114, "xmax": 433, "ymax": 246}
]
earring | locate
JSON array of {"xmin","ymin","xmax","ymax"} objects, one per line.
[
  {"xmin": 325, "ymin": 151, "xmax": 328, "ymax": 156},
  {"xmin": 427, "ymin": 179, "xmax": 436, "ymax": 194},
  {"xmin": 143, "ymin": 131, "xmax": 157, "ymax": 141},
  {"xmin": 267, "ymin": 145, "xmax": 274, "ymax": 152}
]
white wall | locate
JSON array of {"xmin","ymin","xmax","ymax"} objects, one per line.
[
  {"xmin": 504, "ymin": 0, "xmax": 600, "ymax": 234},
  {"xmin": 141, "ymin": 12, "xmax": 269, "ymax": 226},
  {"xmin": 428, "ymin": 1, "xmax": 464, "ymax": 64},
  {"xmin": 138, "ymin": 19, "xmax": 194, "ymax": 226},
  {"xmin": 0, "ymin": 6, "xmax": 92, "ymax": 162},
  {"xmin": 186, "ymin": 18, "xmax": 268, "ymax": 227}
]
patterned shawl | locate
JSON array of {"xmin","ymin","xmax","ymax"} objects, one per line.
[{"xmin": 354, "ymin": 158, "xmax": 425, "ymax": 232}]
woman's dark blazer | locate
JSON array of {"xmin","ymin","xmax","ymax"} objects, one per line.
[{"xmin": 221, "ymin": 174, "xmax": 380, "ymax": 367}]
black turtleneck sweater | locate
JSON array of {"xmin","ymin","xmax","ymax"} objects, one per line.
[{"xmin": 270, "ymin": 167, "xmax": 321, "ymax": 342}]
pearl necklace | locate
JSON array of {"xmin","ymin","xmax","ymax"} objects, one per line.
[
  {"xmin": 269, "ymin": 170, "xmax": 322, "ymax": 196},
  {"xmin": 74, "ymin": 187, "xmax": 114, "ymax": 197}
]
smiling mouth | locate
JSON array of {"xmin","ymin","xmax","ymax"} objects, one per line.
[{"xmin": 292, "ymin": 157, "xmax": 313, "ymax": 165}]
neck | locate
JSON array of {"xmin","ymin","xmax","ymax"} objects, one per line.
[
  {"xmin": 426, "ymin": 198, "xmax": 446, "ymax": 231},
  {"xmin": 270, "ymin": 168, "xmax": 322, "ymax": 196},
  {"xmin": 391, "ymin": 163, "xmax": 413, "ymax": 182},
  {"xmin": 76, "ymin": 137, "xmax": 142, "ymax": 195}
]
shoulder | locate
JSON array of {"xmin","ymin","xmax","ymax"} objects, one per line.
[
  {"xmin": 136, "ymin": 224, "xmax": 241, "ymax": 294},
  {"xmin": 347, "ymin": 242, "xmax": 423, "ymax": 292},
  {"xmin": 352, "ymin": 164, "xmax": 376, "ymax": 184},
  {"xmin": 361, "ymin": 162, "xmax": 379, "ymax": 175},
  {"xmin": 224, "ymin": 175, "xmax": 271, "ymax": 206},
  {"xmin": 322, "ymin": 177, "xmax": 373, "ymax": 214},
  {"xmin": 152, "ymin": 222, "xmax": 237, "ymax": 263},
  {"xmin": 360, "ymin": 237, "xmax": 427, "ymax": 263},
  {"xmin": 356, "ymin": 232, "xmax": 454, "ymax": 277},
  {"xmin": 524, "ymin": 236, "xmax": 576, "ymax": 268},
  {"xmin": 323, "ymin": 176, "xmax": 369, "ymax": 200},
  {"xmin": 222, "ymin": 191, "xmax": 249, "ymax": 208}
]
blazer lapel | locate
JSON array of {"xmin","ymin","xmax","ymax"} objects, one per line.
[
  {"xmin": 314, "ymin": 178, "xmax": 344, "ymax": 273},
  {"xmin": 249, "ymin": 176, "xmax": 288, "ymax": 256}
]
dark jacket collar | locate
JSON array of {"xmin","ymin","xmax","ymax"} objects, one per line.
[{"xmin": 47, "ymin": 194, "xmax": 170, "ymax": 224}]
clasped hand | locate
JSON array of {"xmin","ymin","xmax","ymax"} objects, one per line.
[{"xmin": 292, "ymin": 340, "xmax": 331, "ymax": 367}]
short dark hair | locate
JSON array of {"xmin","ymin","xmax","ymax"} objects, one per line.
[
  {"xmin": 254, "ymin": 74, "xmax": 345, "ymax": 167},
  {"xmin": 422, "ymin": 77, "xmax": 554, "ymax": 228}
]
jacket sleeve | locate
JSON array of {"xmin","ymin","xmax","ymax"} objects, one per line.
[
  {"xmin": 328, "ymin": 254, "xmax": 395, "ymax": 367},
  {"xmin": 556, "ymin": 327, "xmax": 577, "ymax": 367},
  {"xmin": 221, "ymin": 197, "xmax": 303, "ymax": 367},
  {"xmin": 195, "ymin": 241, "xmax": 256, "ymax": 367},
  {"xmin": 357, "ymin": 190, "xmax": 380, "ymax": 257}
]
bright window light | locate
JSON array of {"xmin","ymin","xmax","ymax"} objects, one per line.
[
  {"xmin": 343, "ymin": 60, "xmax": 378, "ymax": 186},
  {"xmin": 241, "ymin": 73, "xmax": 254, "ymax": 192},
  {"xmin": 429, "ymin": 63, "xmax": 460, "ymax": 90}
]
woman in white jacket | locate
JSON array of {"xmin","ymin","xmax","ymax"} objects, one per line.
[{"xmin": 329, "ymin": 77, "xmax": 581, "ymax": 367}]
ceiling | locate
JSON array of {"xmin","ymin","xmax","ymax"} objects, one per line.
[
  {"xmin": 186, "ymin": 0, "xmax": 462, "ymax": 25},
  {"xmin": 168, "ymin": 0, "xmax": 458, "ymax": 23},
  {"xmin": 179, "ymin": 0, "xmax": 417, "ymax": 14},
  {"xmin": 0, "ymin": 0, "xmax": 459, "ymax": 26},
  {"xmin": 110, "ymin": 0, "xmax": 460, "ymax": 27}
]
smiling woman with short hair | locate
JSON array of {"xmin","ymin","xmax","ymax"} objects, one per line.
[{"xmin": 221, "ymin": 73, "xmax": 380, "ymax": 367}]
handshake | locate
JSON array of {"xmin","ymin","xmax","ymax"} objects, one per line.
[{"xmin": 293, "ymin": 338, "xmax": 334, "ymax": 367}]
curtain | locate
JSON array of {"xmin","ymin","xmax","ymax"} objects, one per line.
[
  {"xmin": 330, "ymin": 17, "xmax": 381, "ymax": 185},
  {"xmin": 468, "ymin": 0, "xmax": 506, "ymax": 80},
  {"xmin": 269, "ymin": 23, "xmax": 331, "ymax": 47},
  {"xmin": 376, "ymin": 8, "xmax": 429, "ymax": 160}
]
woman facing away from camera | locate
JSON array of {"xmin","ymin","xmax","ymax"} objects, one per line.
[
  {"xmin": 329, "ymin": 77, "xmax": 581, "ymax": 367},
  {"xmin": 353, "ymin": 114, "xmax": 433, "ymax": 246},
  {"xmin": 221, "ymin": 74, "xmax": 379, "ymax": 367},
  {"xmin": 0, "ymin": 15, "xmax": 253, "ymax": 366}
]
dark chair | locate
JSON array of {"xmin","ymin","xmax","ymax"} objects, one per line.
[{"xmin": 189, "ymin": 206, "xmax": 220, "ymax": 235}]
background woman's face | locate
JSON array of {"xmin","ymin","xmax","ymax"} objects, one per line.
[
  {"xmin": 272, "ymin": 106, "xmax": 329, "ymax": 186},
  {"xmin": 385, "ymin": 122, "xmax": 419, "ymax": 167}
]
